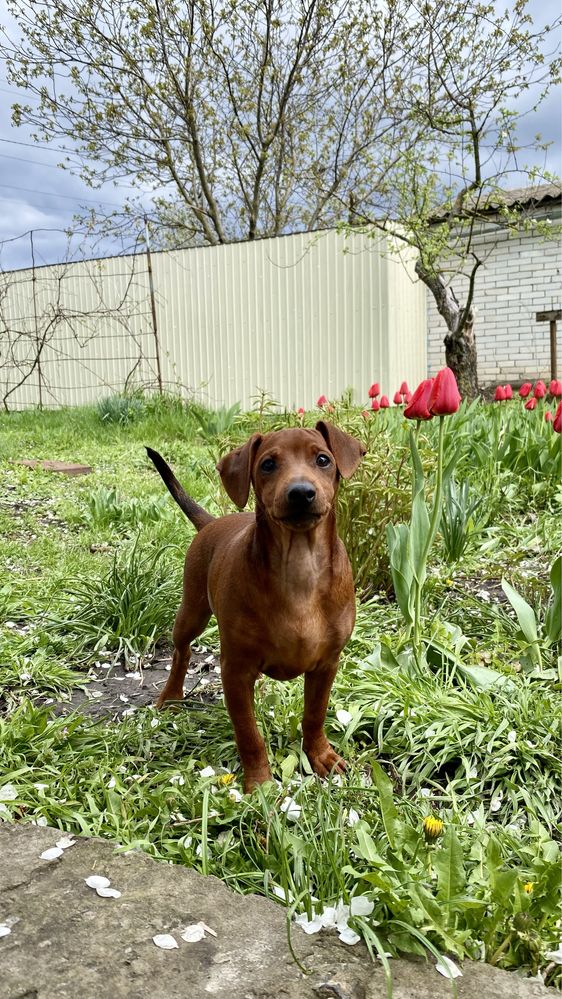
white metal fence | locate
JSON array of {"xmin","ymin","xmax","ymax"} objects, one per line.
[{"xmin": 0, "ymin": 228, "xmax": 426, "ymax": 411}]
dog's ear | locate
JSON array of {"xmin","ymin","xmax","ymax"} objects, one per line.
[
  {"xmin": 217, "ymin": 434, "xmax": 263, "ymax": 508},
  {"xmin": 315, "ymin": 421, "xmax": 366, "ymax": 479}
]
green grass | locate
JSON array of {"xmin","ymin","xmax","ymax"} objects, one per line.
[{"xmin": 0, "ymin": 393, "xmax": 561, "ymax": 984}]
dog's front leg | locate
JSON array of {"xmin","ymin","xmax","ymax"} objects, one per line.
[
  {"xmin": 302, "ymin": 663, "xmax": 346, "ymax": 778},
  {"xmin": 221, "ymin": 662, "xmax": 272, "ymax": 793}
]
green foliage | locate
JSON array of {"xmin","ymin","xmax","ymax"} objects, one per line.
[
  {"xmin": 83, "ymin": 486, "xmax": 168, "ymax": 531},
  {"xmin": 97, "ymin": 394, "xmax": 146, "ymax": 425},
  {"xmin": 48, "ymin": 539, "xmax": 181, "ymax": 662},
  {"xmin": 440, "ymin": 477, "xmax": 486, "ymax": 563}
]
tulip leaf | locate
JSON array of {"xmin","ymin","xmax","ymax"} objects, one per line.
[
  {"xmin": 410, "ymin": 492, "xmax": 430, "ymax": 585},
  {"xmin": 372, "ymin": 762, "xmax": 398, "ymax": 850},
  {"xmin": 434, "ymin": 827, "xmax": 466, "ymax": 905},
  {"xmin": 386, "ymin": 523, "xmax": 414, "ymax": 627},
  {"xmin": 501, "ymin": 578, "xmax": 541, "ymax": 665},
  {"xmin": 545, "ymin": 556, "xmax": 562, "ymax": 644}
]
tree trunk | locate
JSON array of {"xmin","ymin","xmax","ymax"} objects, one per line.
[{"xmin": 415, "ymin": 258, "xmax": 479, "ymax": 401}]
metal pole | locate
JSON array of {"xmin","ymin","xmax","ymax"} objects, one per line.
[
  {"xmin": 550, "ymin": 319, "xmax": 558, "ymax": 382},
  {"xmin": 30, "ymin": 230, "xmax": 43, "ymax": 409},
  {"xmin": 144, "ymin": 217, "xmax": 163, "ymax": 395}
]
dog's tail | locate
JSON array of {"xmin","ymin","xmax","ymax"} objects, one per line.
[{"xmin": 145, "ymin": 447, "xmax": 215, "ymax": 532}]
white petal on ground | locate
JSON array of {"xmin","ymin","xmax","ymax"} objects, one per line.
[
  {"xmin": 338, "ymin": 927, "xmax": 361, "ymax": 945},
  {"xmin": 347, "ymin": 808, "xmax": 360, "ymax": 827},
  {"xmin": 84, "ymin": 875, "xmax": 111, "ymax": 889},
  {"xmin": 199, "ymin": 922, "xmax": 217, "ymax": 937},
  {"xmin": 350, "ymin": 896, "xmax": 374, "ymax": 917},
  {"xmin": 40, "ymin": 847, "xmax": 64, "ymax": 861},
  {"xmin": 170, "ymin": 774, "xmax": 185, "ymax": 786},
  {"xmin": 56, "ymin": 836, "xmax": 76, "ymax": 850},
  {"xmin": 334, "ymin": 901, "xmax": 351, "ymax": 931},
  {"xmin": 199, "ymin": 766, "xmax": 216, "ymax": 778},
  {"xmin": 280, "ymin": 797, "xmax": 301, "ymax": 821},
  {"xmin": 0, "ymin": 784, "xmax": 18, "ymax": 801},
  {"xmin": 435, "ymin": 956, "xmax": 463, "ymax": 979},
  {"xmin": 319, "ymin": 906, "xmax": 337, "ymax": 928},
  {"xmin": 228, "ymin": 788, "xmax": 242, "ymax": 803},
  {"xmin": 544, "ymin": 941, "xmax": 562, "ymax": 964},
  {"xmin": 152, "ymin": 934, "xmax": 179, "ymax": 950},
  {"xmin": 0, "ymin": 925, "xmax": 11, "ymax": 938},
  {"xmin": 490, "ymin": 791, "xmax": 503, "ymax": 813},
  {"xmin": 294, "ymin": 913, "xmax": 323, "ymax": 934},
  {"xmin": 107, "ymin": 777, "xmax": 116, "ymax": 789},
  {"xmin": 96, "ymin": 887, "xmax": 122, "ymax": 898},
  {"xmin": 181, "ymin": 924, "xmax": 205, "ymax": 942},
  {"xmin": 336, "ymin": 709, "xmax": 353, "ymax": 726},
  {"xmin": 150, "ymin": 718, "xmax": 159, "ymax": 728}
]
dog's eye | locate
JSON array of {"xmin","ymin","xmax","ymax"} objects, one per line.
[
  {"xmin": 316, "ymin": 453, "xmax": 331, "ymax": 468},
  {"xmin": 260, "ymin": 457, "xmax": 276, "ymax": 473}
]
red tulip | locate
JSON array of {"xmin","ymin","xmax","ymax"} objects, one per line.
[
  {"xmin": 399, "ymin": 381, "xmax": 409, "ymax": 395},
  {"xmin": 393, "ymin": 390, "xmax": 403, "ymax": 405},
  {"xmin": 545, "ymin": 411, "xmax": 553, "ymax": 423},
  {"xmin": 316, "ymin": 395, "xmax": 328, "ymax": 407},
  {"xmin": 403, "ymin": 391, "xmax": 412, "ymax": 404},
  {"xmin": 368, "ymin": 383, "xmax": 380, "ymax": 399},
  {"xmin": 380, "ymin": 395, "xmax": 390, "ymax": 408},
  {"xmin": 494, "ymin": 385, "xmax": 506, "ymax": 402},
  {"xmin": 297, "ymin": 407, "xmax": 305, "ymax": 414},
  {"xmin": 404, "ymin": 378, "xmax": 434, "ymax": 421},
  {"xmin": 525, "ymin": 397, "xmax": 537, "ymax": 411},
  {"xmin": 371, "ymin": 398, "xmax": 380, "ymax": 411},
  {"xmin": 549, "ymin": 379, "xmax": 562, "ymax": 397},
  {"xmin": 519, "ymin": 383, "xmax": 532, "ymax": 398},
  {"xmin": 554, "ymin": 401, "xmax": 562, "ymax": 433},
  {"xmin": 504, "ymin": 384, "xmax": 513, "ymax": 399},
  {"xmin": 428, "ymin": 367, "xmax": 461, "ymax": 416},
  {"xmin": 534, "ymin": 380, "xmax": 547, "ymax": 399}
]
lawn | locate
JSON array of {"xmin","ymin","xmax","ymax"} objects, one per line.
[{"xmin": 0, "ymin": 390, "xmax": 560, "ymax": 984}]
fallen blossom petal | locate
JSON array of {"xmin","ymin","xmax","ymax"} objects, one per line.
[
  {"xmin": 0, "ymin": 925, "xmax": 12, "ymax": 938},
  {"xmin": 544, "ymin": 941, "xmax": 562, "ymax": 964},
  {"xmin": 336, "ymin": 708, "xmax": 352, "ymax": 725},
  {"xmin": 181, "ymin": 924, "xmax": 206, "ymax": 942},
  {"xmin": 228, "ymin": 788, "xmax": 243, "ymax": 803},
  {"xmin": 320, "ymin": 906, "xmax": 338, "ymax": 928},
  {"xmin": 350, "ymin": 895, "xmax": 374, "ymax": 916},
  {"xmin": 435, "ymin": 956, "xmax": 463, "ymax": 979},
  {"xmin": 294, "ymin": 913, "xmax": 323, "ymax": 934},
  {"xmin": 199, "ymin": 766, "xmax": 216, "ymax": 778},
  {"xmin": 152, "ymin": 934, "xmax": 179, "ymax": 950},
  {"xmin": 96, "ymin": 886, "xmax": 122, "ymax": 898},
  {"xmin": 339, "ymin": 927, "xmax": 361, "ymax": 945},
  {"xmin": 40, "ymin": 847, "xmax": 64, "ymax": 861},
  {"xmin": 347, "ymin": 808, "xmax": 360, "ymax": 827},
  {"xmin": 280, "ymin": 797, "xmax": 301, "ymax": 821},
  {"xmin": 85, "ymin": 875, "xmax": 111, "ymax": 890},
  {"xmin": 56, "ymin": 836, "xmax": 76, "ymax": 850},
  {"xmin": 0, "ymin": 784, "xmax": 18, "ymax": 801}
]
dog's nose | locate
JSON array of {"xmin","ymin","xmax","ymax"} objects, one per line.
[{"xmin": 287, "ymin": 481, "xmax": 317, "ymax": 505}]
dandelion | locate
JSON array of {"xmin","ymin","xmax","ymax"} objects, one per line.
[
  {"xmin": 523, "ymin": 882, "xmax": 534, "ymax": 894},
  {"xmin": 218, "ymin": 773, "xmax": 235, "ymax": 786},
  {"xmin": 423, "ymin": 815, "xmax": 444, "ymax": 842}
]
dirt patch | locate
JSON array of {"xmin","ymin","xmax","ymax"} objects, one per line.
[{"xmin": 50, "ymin": 645, "xmax": 223, "ymax": 721}]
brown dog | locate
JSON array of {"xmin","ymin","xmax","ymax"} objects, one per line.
[{"xmin": 146, "ymin": 421, "xmax": 365, "ymax": 792}]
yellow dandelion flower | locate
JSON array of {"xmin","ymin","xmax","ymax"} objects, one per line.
[
  {"xmin": 523, "ymin": 882, "xmax": 534, "ymax": 894},
  {"xmin": 423, "ymin": 815, "xmax": 444, "ymax": 842},
  {"xmin": 218, "ymin": 773, "xmax": 235, "ymax": 786}
]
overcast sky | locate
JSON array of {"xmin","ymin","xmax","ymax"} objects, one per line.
[{"xmin": 0, "ymin": 0, "xmax": 560, "ymax": 272}]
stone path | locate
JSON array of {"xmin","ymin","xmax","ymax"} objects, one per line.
[{"xmin": 0, "ymin": 823, "xmax": 550, "ymax": 999}]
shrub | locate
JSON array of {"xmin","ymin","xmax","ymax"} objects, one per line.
[{"xmin": 97, "ymin": 394, "xmax": 146, "ymax": 425}]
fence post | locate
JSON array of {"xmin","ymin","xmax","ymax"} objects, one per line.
[
  {"xmin": 144, "ymin": 217, "xmax": 163, "ymax": 395},
  {"xmin": 30, "ymin": 230, "xmax": 43, "ymax": 409}
]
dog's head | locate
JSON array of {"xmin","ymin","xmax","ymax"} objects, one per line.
[{"xmin": 217, "ymin": 421, "xmax": 366, "ymax": 531}]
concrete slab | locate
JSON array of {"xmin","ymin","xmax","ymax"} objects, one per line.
[
  {"xmin": 16, "ymin": 460, "xmax": 93, "ymax": 476},
  {"xmin": 0, "ymin": 822, "xmax": 550, "ymax": 999}
]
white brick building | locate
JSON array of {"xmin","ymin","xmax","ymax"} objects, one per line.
[{"xmin": 426, "ymin": 185, "xmax": 562, "ymax": 387}]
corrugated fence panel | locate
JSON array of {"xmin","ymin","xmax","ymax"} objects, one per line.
[{"xmin": 1, "ymin": 228, "xmax": 426, "ymax": 411}]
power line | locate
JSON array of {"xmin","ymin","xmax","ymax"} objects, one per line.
[
  {"xmin": 0, "ymin": 151, "xmax": 68, "ymax": 170},
  {"xmin": 0, "ymin": 182, "xmax": 124, "ymax": 208},
  {"xmin": 0, "ymin": 135, "xmax": 72, "ymax": 154}
]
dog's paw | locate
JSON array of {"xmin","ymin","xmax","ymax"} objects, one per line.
[
  {"xmin": 306, "ymin": 741, "xmax": 346, "ymax": 779},
  {"xmin": 243, "ymin": 766, "xmax": 273, "ymax": 794}
]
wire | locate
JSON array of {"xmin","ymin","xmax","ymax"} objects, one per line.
[{"xmin": 0, "ymin": 182, "xmax": 125, "ymax": 208}]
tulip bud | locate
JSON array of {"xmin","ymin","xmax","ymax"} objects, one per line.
[
  {"xmin": 297, "ymin": 407, "xmax": 305, "ymax": 415},
  {"xmin": 361, "ymin": 410, "xmax": 370, "ymax": 420},
  {"xmin": 504, "ymin": 384, "xmax": 513, "ymax": 399},
  {"xmin": 393, "ymin": 391, "xmax": 403, "ymax": 405},
  {"xmin": 403, "ymin": 391, "xmax": 412, "ymax": 404},
  {"xmin": 316, "ymin": 395, "xmax": 328, "ymax": 408},
  {"xmin": 524, "ymin": 398, "xmax": 537, "ymax": 411},
  {"xmin": 545, "ymin": 411, "xmax": 553, "ymax": 423},
  {"xmin": 379, "ymin": 395, "xmax": 390, "ymax": 408},
  {"xmin": 404, "ymin": 378, "xmax": 434, "ymax": 421},
  {"xmin": 428, "ymin": 367, "xmax": 461, "ymax": 416},
  {"xmin": 519, "ymin": 383, "xmax": 532, "ymax": 398},
  {"xmin": 549, "ymin": 379, "xmax": 562, "ymax": 397},
  {"xmin": 494, "ymin": 385, "xmax": 506, "ymax": 402},
  {"xmin": 371, "ymin": 398, "xmax": 380, "ymax": 411},
  {"xmin": 534, "ymin": 380, "xmax": 546, "ymax": 399},
  {"xmin": 554, "ymin": 401, "xmax": 562, "ymax": 433},
  {"xmin": 399, "ymin": 380, "xmax": 409, "ymax": 395},
  {"xmin": 368, "ymin": 383, "xmax": 380, "ymax": 399}
]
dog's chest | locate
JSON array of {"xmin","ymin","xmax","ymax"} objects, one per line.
[{"xmin": 256, "ymin": 595, "xmax": 353, "ymax": 678}]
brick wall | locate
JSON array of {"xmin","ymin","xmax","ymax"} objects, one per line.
[{"xmin": 426, "ymin": 203, "xmax": 562, "ymax": 386}]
